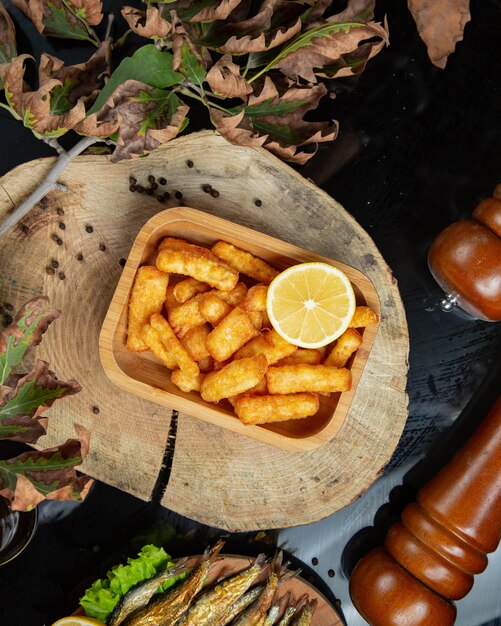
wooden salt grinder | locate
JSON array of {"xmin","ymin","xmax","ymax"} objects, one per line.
[{"xmin": 349, "ymin": 396, "xmax": 501, "ymax": 626}]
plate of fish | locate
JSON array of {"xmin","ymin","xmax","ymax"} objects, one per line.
[{"xmin": 70, "ymin": 541, "xmax": 343, "ymax": 626}]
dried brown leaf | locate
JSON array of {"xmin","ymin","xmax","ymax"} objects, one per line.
[
  {"xmin": 12, "ymin": 0, "xmax": 103, "ymax": 37},
  {"xmin": 1, "ymin": 54, "xmax": 86, "ymax": 137},
  {"xmin": 276, "ymin": 20, "xmax": 389, "ymax": 82},
  {"xmin": 121, "ymin": 6, "xmax": 171, "ymax": 40},
  {"xmin": 206, "ymin": 54, "xmax": 252, "ymax": 98},
  {"xmin": 190, "ymin": 0, "xmax": 243, "ymax": 22},
  {"xmin": 0, "ymin": 2, "xmax": 17, "ymax": 64},
  {"xmin": 77, "ymin": 80, "xmax": 188, "ymax": 161},
  {"xmin": 218, "ymin": 0, "xmax": 302, "ymax": 54},
  {"xmin": 211, "ymin": 108, "xmax": 268, "ymax": 148},
  {"xmin": 408, "ymin": 0, "xmax": 470, "ymax": 68},
  {"xmin": 212, "ymin": 77, "xmax": 337, "ymax": 163},
  {"xmin": 1, "ymin": 360, "xmax": 81, "ymax": 444},
  {"xmin": 39, "ymin": 41, "xmax": 110, "ymax": 108},
  {"xmin": 170, "ymin": 10, "xmax": 209, "ymax": 70},
  {"xmin": 0, "ymin": 431, "xmax": 93, "ymax": 511}
]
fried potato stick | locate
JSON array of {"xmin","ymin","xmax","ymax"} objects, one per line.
[
  {"xmin": 212, "ymin": 241, "xmax": 279, "ymax": 284},
  {"xmin": 277, "ymin": 348, "xmax": 322, "ymax": 366},
  {"xmin": 266, "ymin": 364, "xmax": 351, "ymax": 394},
  {"xmin": 163, "ymin": 284, "xmax": 179, "ymax": 316},
  {"xmin": 348, "ymin": 306, "xmax": 379, "ymax": 328},
  {"xmin": 214, "ymin": 282, "xmax": 247, "ymax": 305},
  {"xmin": 234, "ymin": 329, "xmax": 297, "ymax": 365},
  {"xmin": 150, "ymin": 313, "xmax": 200, "ymax": 377},
  {"xmin": 234, "ymin": 393, "xmax": 319, "ymax": 425},
  {"xmin": 206, "ymin": 307, "xmax": 259, "ymax": 362},
  {"xmin": 141, "ymin": 324, "xmax": 177, "ymax": 370},
  {"xmin": 171, "ymin": 370, "xmax": 205, "ymax": 393},
  {"xmin": 241, "ymin": 284, "xmax": 268, "ymax": 311},
  {"xmin": 199, "ymin": 293, "xmax": 234, "ymax": 326},
  {"xmin": 247, "ymin": 311, "xmax": 263, "ymax": 330},
  {"xmin": 157, "ymin": 248, "xmax": 238, "ymax": 292},
  {"xmin": 324, "ymin": 328, "xmax": 363, "ymax": 368},
  {"xmin": 173, "ymin": 278, "xmax": 211, "ymax": 303},
  {"xmin": 168, "ymin": 293, "xmax": 206, "ymax": 337},
  {"xmin": 127, "ymin": 266, "xmax": 169, "ymax": 351},
  {"xmin": 201, "ymin": 354, "xmax": 267, "ymax": 403},
  {"xmin": 180, "ymin": 324, "xmax": 211, "ymax": 361},
  {"xmin": 158, "ymin": 237, "xmax": 217, "ymax": 259}
]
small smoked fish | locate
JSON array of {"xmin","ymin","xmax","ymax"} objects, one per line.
[
  {"xmin": 292, "ymin": 599, "xmax": 317, "ymax": 626},
  {"xmin": 276, "ymin": 606, "xmax": 296, "ymax": 626},
  {"xmin": 109, "ymin": 559, "xmax": 190, "ymax": 626},
  {"xmin": 219, "ymin": 586, "xmax": 264, "ymax": 626},
  {"xmin": 122, "ymin": 541, "xmax": 224, "ymax": 626},
  {"xmin": 181, "ymin": 554, "xmax": 266, "ymax": 625},
  {"xmin": 263, "ymin": 592, "xmax": 292, "ymax": 626},
  {"xmin": 233, "ymin": 553, "xmax": 284, "ymax": 626}
]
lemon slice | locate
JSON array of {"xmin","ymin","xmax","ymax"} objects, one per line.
[
  {"xmin": 266, "ymin": 262, "xmax": 356, "ymax": 349},
  {"xmin": 51, "ymin": 618, "xmax": 104, "ymax": 626}
]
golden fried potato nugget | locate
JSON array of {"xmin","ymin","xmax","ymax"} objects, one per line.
[
  {"xmin": 158, "ymin": 237, "xmax": 217, "ymax": 259},
  {"xmin": 241, "ymin": 284, "xmax": 268, "ymax": 311},
  {"xmin": 212, "ymin": 241, "xmax": 279, "ymax": 284},
  {"xmin": 206, "ymin": 306, "xmax": 259, "ymax": 362},
  {"xmin": 277, "ymin": 348, "xmax": 322, "ymax": 366},
  {"xmin": 150, "ymin": 313, "xmax": 200, "ymax": 377},
  {"xmin": 173, "ymin": 278, "xmax": 211, "ymax": 303},
  {"xmin": 349, "ymin": 306, "xmax": 379, "ymax": 328},
  {"xmin": 163, "ymin": 285, "xmax": 179, "ymax": 316},
  {"xmin": 198, "ymin": 293, "xmax": 233, "ymax": 326},
  {"xmin": 324, "ymin": 328, "xmax": 363, "ymax": 368},
  {"xmin": 200, "ymin": 354, "xmax": 267, "ymax": 403},
  {"xmin": 180, "ymin": 323, "xmax": 211, "ymax": 362},
  {"xmin": 234, "ymin": 393, "xmax": 319, "ymax": 425},
  {"xmin": 168, "ymin": 293, "xmax": 206, "ymax": 337},
  {"xmin": 198, "ymin": 356, "xmax": 214, "ymax": 373},
  {"xmin": 171, "ymin": 370, "xmax": 205, "ymax": 393},
  {"xmin": 214, "ymin": 282, "xmax": 247, "ymax": 306},
  {"xmin": 247, "ymin": 311, "xmax": 263, "ymax": 330},
  {"xmin": 266, "ymin": 364, "xmax": 351, "ymax": 394},
  {"xmin": 157, "ymin": 248, "xmax": 238, "ymax": 292},
  {"xmin": 234, "ymin": 329, "xmax": 297, "ymax": 365},
  {"xmin": 127, "ymin": 266, "xmax": 169, "ymax": 351},
  {"xmin": 141, "ymin": 324, "xmax": 177, "ymax": 369}
]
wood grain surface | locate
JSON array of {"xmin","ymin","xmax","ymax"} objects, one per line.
[{"xmin": 0, "ymin": 131, "xmax": 409, "ymax": 530}]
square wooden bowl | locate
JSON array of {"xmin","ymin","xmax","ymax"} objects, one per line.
[{"xmin": 99, "ymin": 207, "xmax": 380, "ymax": 451}]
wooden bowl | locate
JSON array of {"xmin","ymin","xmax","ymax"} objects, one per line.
[{"xmin": 99, "ymin": 207, "xmax": 380, "ymax": 451}]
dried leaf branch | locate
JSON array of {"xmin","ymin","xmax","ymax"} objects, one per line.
[
  {"xmin": 0, "ymin": 0, "xmax": 390, "ymax": 238},
  {"xmin": 0, "ymin": 298, "xmax": 92, "ymax": 511}
]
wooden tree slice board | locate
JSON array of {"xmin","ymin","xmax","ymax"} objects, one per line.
[{"xmin": 0, "ymin": 131, "xmax": 409, "ymax": 531}]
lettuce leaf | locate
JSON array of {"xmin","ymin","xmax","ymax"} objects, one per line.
[{"xmin": 79, "ymin": 544, "xmax": 184, "ymax": 623}]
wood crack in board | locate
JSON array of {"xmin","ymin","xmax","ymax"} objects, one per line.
[{"xmin": 150, "ymin": 410, "xmax": 179, "ymax": 503}]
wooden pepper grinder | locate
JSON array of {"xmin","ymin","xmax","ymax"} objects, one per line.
[
  {"xmin": 349, "ymin": 396, "xmax": 501, "ymax": 626},
  {"xmin": 428, "ymin": 188, "xmax": 501, "ymax": 321}
]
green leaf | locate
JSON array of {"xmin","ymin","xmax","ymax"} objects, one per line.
[
  {"xmin": 252, "ymin": 119, "xmax": 304, "ymax": 144},
  {"xmin": 43, "ymin": 2, "xmax": 93, "ymax": 42},
  {"xmin": 0, "ymin": 434, "xmax": 91, "ymax": 511},
  {"xmin": 0, "ymin": 299, "xmax": 59, "ymax": 385},
  {"xmin": 0, "ymin": 378, "xmax": 70, "ymax": 420},
  {"xmin": 88, "ymin": 46, "xmax": 183, "ymax": 115},
  {"xmin": 49, "ymin": 80, "xmax": 78, "ymax": 115},
  {"xmin": 229, "ymin": 97, "xmax": 306, "ymax": 118},
  {"xmin": 178, "ymin": 42, "xmax": 206, "ymax": 88}
]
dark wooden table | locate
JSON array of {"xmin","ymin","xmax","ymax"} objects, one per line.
[{"xmin": 0, "ymin": 1, "xmax": 500, "ymax": 625}]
